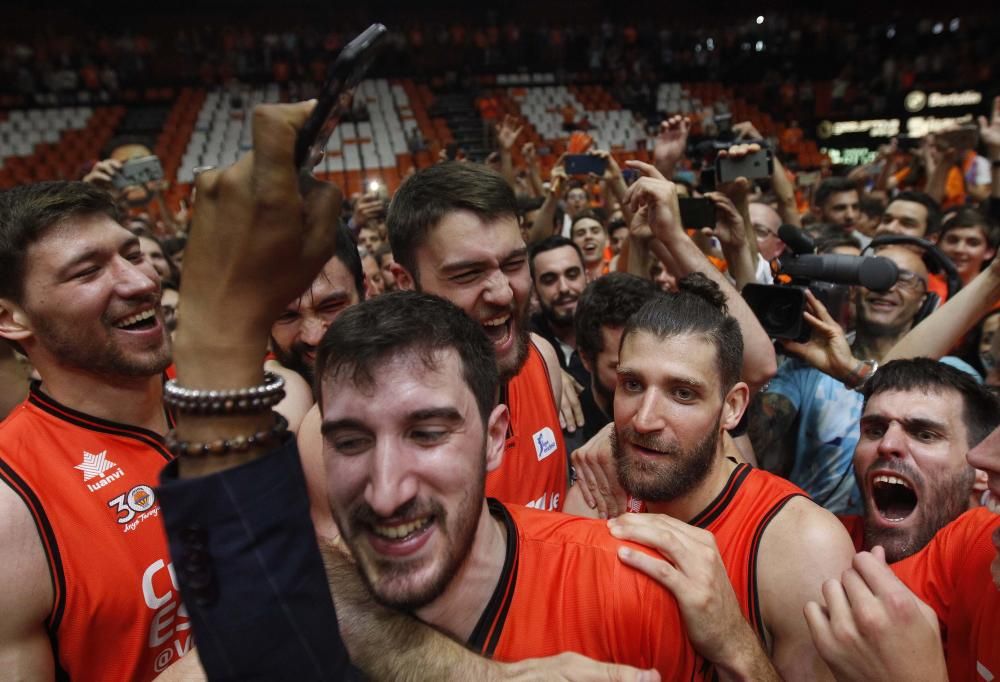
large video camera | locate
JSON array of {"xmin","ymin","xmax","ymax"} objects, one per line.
[{"xmin": 743, "ymin": 225, "xmax": 899, "ymax": 342}]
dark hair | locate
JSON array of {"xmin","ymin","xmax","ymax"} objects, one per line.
[
  {"xmin": 315, "ymin": 290, "xmax": 498, "ymax": 424},
  {"xmin": 570, "ymin": 209, "xmax": 605, "ymax": 232},
  {"xmin": 0, "ymin": 181, "xmax": 122, "ymax": 302},
  {"xmin": 607, "ymin": 217, "xmax": 629, "ymax": 233},
  {"xmin": 941, "ymin": 207, "xmax": 999, "ymax": 248},
  {"xmin": 862, "ymin": 358, "xmax": 1000, "ymax": 448},
  {"xmin": 814, "ymin": 177, "xmax": 859, "ymax": 210},
  {"xmin": 816, "ymin": 234, "xmax": 862, "ymax": 254},
  {"xmin": 335, "ymin": 223, "xmax": 366, "ymax": 301},
  {"xmin": 372, "ymin": 242, "xmax": 394, "ymax": 268},
  {"xmin": 528, "ymin": 235, "xmax": 584, "ymax": 280},
  {"xmin": 891, "ymin": 191, "xmax": 941, "ymax": 236},
  {"xmin": 859, "ymin": 196, "xmax": 885, "ymax": 219},
  {"xmin": 575, "ymin": 273, "xmax": 661, "ymax": 363},
  {"xmin": 130, "ymin": 226, "xmax": 182, "ymax": 286},
  {"xmin": 387, "ymin": 162, "xmax": 518, "ymax": 282},
  {"xmin": 622, "ymin": 273, "xmax": 743, "ymax": 395}
]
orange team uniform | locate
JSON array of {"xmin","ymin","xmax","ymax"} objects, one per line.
[
  {"xmin": 892, "ymin": 508, "xmax": 1000, "ymax": 681},
  {"xmin": 472, "ymin": 499, "xmax": 707, "ymax": 679},
  {"xmin": 628, "ymin": 462, "xmax": 805, "ymax": 642},
  {"xmin": 0, "ymin": 384, "xmax": 191, "ymax": 681},
  {"xmin": 838, "ymin": 514, "xmax": 866, "ymax": 550},
  {"xmin": 489, "ymin": 339, "xmax": 567, "ymax": 511}
]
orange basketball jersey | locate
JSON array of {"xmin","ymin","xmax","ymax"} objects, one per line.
[
  {"xmin": 488, "ymin": 340, "xmax": 567, "ymax": 512},
  {"xmin": 892, "ymin": 508, "xmax": 1000, "ymax": 681},
  {"xmin": 471, "ymin": 500, "xmax": 707, "ymax": 679},
  {"xmin": 630, "ymin": 463, "xmax": 805, "ymax": 643},
  {"xmin": 0, "ymin": 385, "xmax": 191, "ymax": 681}
]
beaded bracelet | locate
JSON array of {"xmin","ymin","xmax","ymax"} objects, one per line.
[
  {"xmin": 165, "ymin": 413, "xmax": 290, "ymax": 457},
  {"xmin": 163, "ymin": 372, "xmax": 286, "ymax": 415}
]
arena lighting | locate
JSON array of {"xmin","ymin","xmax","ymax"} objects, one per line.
[
  {"xmin": 887, "ymin": 26, "xmax": 896, "ymax": 39},
  {"xmin": 932, "ymin": 22, "xmax": 944, "ymax": 34},
  {"xmin": 755, "ymin": 41, "xmax": 765, "ymax": 52},
  {"xmin": 756, "ymin": 15, "xmax": 764, "ymax": 24},
  {"xmin": 949, "ymin": 18, "xmax": 960, "ymax": 31}
]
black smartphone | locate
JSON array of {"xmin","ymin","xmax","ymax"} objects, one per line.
[
  {"xmin": 621, "ymin": 168, "xmax": 640, "ymax": 185},
  {"xmin": 678, "ymin": 197, "xmax": 716, "ymax": 228},
  {"xmin": 564, "ymin": 154, "xmax": 608, "ymax": 176},
  {"xmin": 295, "ymin": 24, "xmax": 388, "ymax": 173},
  {"xmin": 715, "ymin": 148, "xmax": 773, "ymax": 184}
]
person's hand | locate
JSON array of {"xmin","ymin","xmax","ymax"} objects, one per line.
[
  {"xmin": 521, "ymin": 141, "xmax": 537, "ymax": 165},
  {"xmin": 609, "ymin": 513, "xmax": 770, "ymax": 675},
  {"xmin": 502, "ymin": 652, "xmax": 660, "ymax": 682},
  {"xmin": 558, "ymin": 369, "xmax": 585, "ymax": 434},
  {"xmin": 778, "ymin": 289, "xmax": 855, "ymax": 381},
  {"xmin": 804, "ymin": 547, "xmax": 947, "ymax": 682},
  {"xmin": 652, "ymin": 115, "xmax": 690, "ymax": 174},
  {"xmin": 496, "ymin": 114, "xmax": 523, "ymax": 151},
  {"xmin": 623, "ymin": 160, "xmax": 682, "ymax": 245},
  {"xmin": 590, "ymin": 149, "xmax": 623, "ymax": 184},
  {"xmin": 703, "ymin": 192, "xmax": 747, "ymax": 249},
  {"xmin": 732, "ymin": 121, "xmax": 764, "ymax": 141},
  {"xmin": 570, "ymin": 422, "xmax": 627, "ymax": 519},
  {"xmin": 978, "ymin": 95, "xmax": 1000, "ymax": 160},
  {"xmin": 549, "ymin": 159, "xmax": 569, "ymax": 196},
  {"xmin": 176, "ymin": 101, "xmax": 342, "ymax": 386},
  {"xmin": 352, "ymin": 194, "xmax": 383, "ymax": 228},
  {"xmin": 82, "ymin": 158, "xmax": 122, "ymax": 188}
]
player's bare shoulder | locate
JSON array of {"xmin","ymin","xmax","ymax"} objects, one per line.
[
  {"xmin": 0, "ymin": 478, "xmax": 56, "ymax": 676},
  {"xmin": 757, "ymin": 495, "xmax": 853, "ymax": 680}
]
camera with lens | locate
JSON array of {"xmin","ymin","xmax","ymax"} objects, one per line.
[{"xmin": 743, "ymin": 225, "xmax": 900, "ymax": 342}]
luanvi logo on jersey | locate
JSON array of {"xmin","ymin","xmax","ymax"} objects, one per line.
[
  {"xmin": 75, "ymin": 450, "xmax": 125, "ymax": 492},
  {"xmin": 533, "ymin": 427, "xmax": 557, "ymax": 461}
]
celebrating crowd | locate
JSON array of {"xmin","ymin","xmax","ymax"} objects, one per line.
[{"xmin": 1, "ymin": 11, "xmax": 1000, "ymax": 682}]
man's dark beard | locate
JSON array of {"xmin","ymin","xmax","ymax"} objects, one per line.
[
  {"xmin": 541, "ymin": 296, "xmax": 577, "ymax": 327},
  {"xmin": 335, "ymin": 445, "xmax": 486, "ymax": 611},
  {"xmin": 860, "ymin": 459, "xmax": 974, "ymax": 562},
  {"xmin": 611, "ymin": 416, "xmax": 720, "ymax": 503},
  {"xmin": 32, "ymin": 300, "xmax": 171, "ymax": 378},
  {"xmin": 497, "ymin": 302, "xmax": 532, "ymax": 384},
  {"xmin": 270, "ymin": 337, "xmax": 315, "ymax": 385},
  {"xmin": 591, "ymin": 374, "xmax": 614, "ymax": 420}
]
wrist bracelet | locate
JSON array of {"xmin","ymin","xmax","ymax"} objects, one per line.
[
  {"xmin": 165, "ymin": 413, "xmax": 290, "ymax": 457},
  {"xmin": 844, "ymin": 359, "xmax": 878, "ymax": 390},
  {"xmin": 163, "ymin": 372, "xmax": 285, "ymax": 415}
]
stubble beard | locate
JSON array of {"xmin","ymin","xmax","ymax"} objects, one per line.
[{"xmin": 611, "ymin": 416, "xmax": 720, "ymax": 503}]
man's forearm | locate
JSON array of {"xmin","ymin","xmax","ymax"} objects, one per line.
[
  {"xmin": 655, "ymin": 236, "xmax": 777, "ymax": 390},
  {"xmin": 324, "ymin": 547, "xmax": 501, "ymax": 681},
  {"xmin": 528, "ymin": 191, "xmax": 560, "ymax": 244},
  {"xmin": 884, "ymin": 264, "xmax": 1000, "ymax": 363}
]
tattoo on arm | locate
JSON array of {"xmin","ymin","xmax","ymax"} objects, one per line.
[{"xmin": 748, "ymin": 392, "xmax": 798, "ymax": 477}]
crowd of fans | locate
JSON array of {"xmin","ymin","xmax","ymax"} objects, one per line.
[
  {"xmin": 1, "ymin": 8, "xmax": 999, "ymax": 682},
  {"xmin": 4, "ymin": 9, "xmax": 999, "ymax": 124}
]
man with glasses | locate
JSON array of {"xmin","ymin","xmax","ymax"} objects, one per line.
[
  {"xmin": 749, "ymin": 202, "xmax": 786, "ymax": 283},
  {"xmin": 748, "ymin": 245, "xmax": 979, "ymax": 514}
]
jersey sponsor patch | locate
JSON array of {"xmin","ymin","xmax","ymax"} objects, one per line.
[
  {"xmin": 533, "ymin": 427, "xmax": 558, "ymax": 461},
  {"xmin": 75, "ymin": 449, "xmax": 126, "ymax": 492},
  {"xmin": 75, "ymin": 450, "xmax": 116, "ymax": 480}
]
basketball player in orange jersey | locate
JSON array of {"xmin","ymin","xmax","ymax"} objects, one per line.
[
  {"xmin": 0, "ymin": 182, "xmax": 191, "ymax": 680},
  {"xmin": 297, "ymin": 162, "xmax": 576, "ymax": 542},
  {"xmin": 804, "ymin": 422, "xmax": 1000, "ymax": 681},
  {"xmin": 316, "ymin": 289, "xmax": 781, "ymax": 679},
  {"xmin": 594, "ymin": 163, "xmax": 855, "ymax": 680}
]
